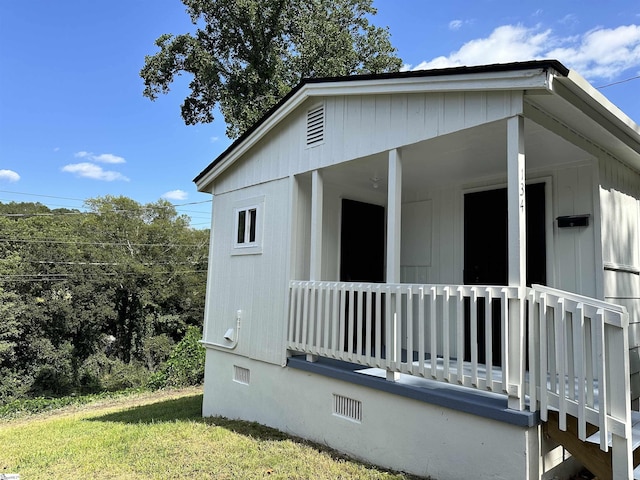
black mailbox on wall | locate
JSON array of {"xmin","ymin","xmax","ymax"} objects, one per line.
[{"xmin": 557, "ymin": 214, "xmax": 590, "ymax": 228}]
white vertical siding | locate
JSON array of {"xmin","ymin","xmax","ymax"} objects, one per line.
[
  {"xmin": 206, "ymin": 178, "xmax": 292, "ymax": 365},
  {"xmin": 599, "ymin": 157, "xmax": 640, "ymax": 313},
  {"xmin": 400, "ymin": 200, "xmax": 432, "ymax": 284},
  {"xmin": 400, "ymin": 186, "xmax": 462, "ymax": 285},
  {"xmin": 599, "ymin": 157, "xmax": 640, "ymax": 402},
  {"xmin": 214, "ymin": 91, "xmax": 523, "ymax": 195},
  {"xmin": 553, "ymin": 164, "xmax": 597, "ymax": 297}
]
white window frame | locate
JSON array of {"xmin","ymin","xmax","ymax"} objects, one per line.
[{"xmin": 232, "ymin": 196, "xmax": 264, "ymax": 255}]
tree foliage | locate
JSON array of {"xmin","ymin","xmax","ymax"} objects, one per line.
[
  {"xmin": 140, "ymin": 0, "xmax": 402, "ymax": 138},
  {"xmin": 0, "ymin": 197, "xmax": 208, "ymax": 403}
]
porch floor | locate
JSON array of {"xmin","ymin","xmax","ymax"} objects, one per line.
[{"xmin": 287, "ymin": 355, "xmax": 539, "ymax": 427}]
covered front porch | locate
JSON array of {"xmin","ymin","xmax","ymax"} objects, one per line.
[{"xmin": 286, "ymin": 112, "xmax": 635, "ymax": 477}]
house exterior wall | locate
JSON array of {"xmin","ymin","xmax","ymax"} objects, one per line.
[
  {"xmin": 552, "ymin": 163, "xmax": 599, "ymax": 297},
  {"xmin": 202, "ymin": 349, "xmax": 580, "ymax": 480},
  {"xmin": 599, "ymin": 156, "xmax": 640, "ymax": 401},
  {"xmin": 397, "ymin": 164, "xmax": 597, "ymax": 295},
  {"xmin": 213, "ymin": 91, "xmax": 524, "ymax": 196},
  {"xmin": 203, "ymin": 177, "xmax": 291, "ymax": 365}
]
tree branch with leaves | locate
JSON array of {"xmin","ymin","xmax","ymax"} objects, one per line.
[{"xmin": 140, "ymin": 0, "xmax": 402, "ymax": 138}]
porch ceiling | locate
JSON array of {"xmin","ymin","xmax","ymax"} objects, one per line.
[{"xmin": 322, "ymin": 118, "xmax": 590, "ymax": 197}]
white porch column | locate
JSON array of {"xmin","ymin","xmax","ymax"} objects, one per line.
[
  {"xmin": 310, "ymin": 170, "xmax": 323, "ymax": 281},
  {"xmin": 387, "ymin": 149, "xmax": 402, "ymax": 283},
  {"xmin": 307, "ymin": 170, "xmax": 323, "ymax": 363},
  {"xmin": 507, "ymin": 115, "xmax": 526, "ymax": 410},
  {"xmin": 387, "ymin": 149, "xmax": 402, "ymax": 381}
]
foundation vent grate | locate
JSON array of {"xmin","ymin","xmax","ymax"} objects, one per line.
[
  {"xmin": 332, "ymin": 394, "xmax": 362, "ymax": 423},
  {"xmin": 306, "ymin": 104, "xmax": 324, "ymax": 146},
  {"xmin": 233, "ymin": 365, "xmax": 250, "ymax": 385}
]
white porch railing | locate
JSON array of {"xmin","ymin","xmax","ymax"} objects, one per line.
[
  {"xmin": 287, "ymin": 280, "xmax": 632, "ymax": 475},
  {"xmin": 528, "ymin": 284, "xmax": 631, "ymax": 478},
  {"xmin": 287, "ymin": 281, "xmax": 521, "ymax": 393}
]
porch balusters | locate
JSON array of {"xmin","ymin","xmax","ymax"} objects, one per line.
[
  {"xmin": 288, "ymin": 281, "xmax": 521, "ymax": 394},
  {"xmin": 288, "ymin": 281, "xmax": 633, "ymax": 478},
  {"xmin": 527, "ymin": 284, "xmax": 631, "ymax": 478}
]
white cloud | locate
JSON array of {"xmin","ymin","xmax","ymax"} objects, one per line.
[
  {"xmin": 62, "ymin": 162, "xmax": 129, "ymax": 182},
  {"xmin": 410, "ymin": 23, "xmax": 640, "ymax": 80},
  {"xmin": 161, "ymin": 189, "xmax": 188, "ymax": 201},
  {"xmin": 559, "ymin": 14, "xmax": 578, "ymax": 26},
  {"xmin": 74, "ymin": 151, "xmax": 126, "ymax": 164},
  {"xmin": 210, "ymin": 136, "xmax": 219, "ymax": 143},
  {"xmin": 449, "ymin": 20, "xmax": 463, "ymax": 31},
  {"xmin": 547, "ymin": 25, "xmax": 640, "ymax": 79},
  {"xmin": 0, "ymin": 169, "xmax": 20, "ymax": 182},
  {"xmin": 92, "ymin": 153, "xmax": 126, "ymax": 164},
  {"xmin": 412, "ymin": 25, "xmax": 552, "ymax": 71}
]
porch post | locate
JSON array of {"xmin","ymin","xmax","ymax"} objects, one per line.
[
  {"xmin": 507, "ymin": 115, "xmax": 526, "ymax": 410},
  {"xmin": 310, "ymin": 169, "xmax": 323, "ymax": 281},
  {"xmin": 307, "ymin": 169, "xmax": 323, "ymax": 363},
  {"xmin": 387, "ymin": 148, "xmax": 402, "ymax": 381},
  {"xmin": 387, "ymin": 149, "xmax": 402, "ymax": 283}
]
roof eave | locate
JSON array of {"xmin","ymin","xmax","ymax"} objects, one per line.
[
  {"xmin": 551, "ymin": 71, "xmax": 640, "ymax": 160},
  {"xmin": 194, "ymin": 60, "xmax": 568, "ymax": 192}
]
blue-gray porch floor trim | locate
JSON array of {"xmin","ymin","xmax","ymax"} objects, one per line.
[{"xmin": 287, "ymin": 355, "xmax": 539, "ymax": 427}]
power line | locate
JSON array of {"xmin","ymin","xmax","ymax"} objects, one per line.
[
  {"xmin": 0, "ymin": 189, "xmax": 212, "ymax": 210},
  {"xmin": 0, "ymin": 212, "xmax": 89, "ymax": 217},
  {"xmin": 30, "ymin": 260, "xmax": 207, "ymax": 266},
  {"xmin": 0, "ymin": 237, "xmax": 207, "ymax": 247},
  {"xmin": 0, "ymin": 269, "xmax": 208, "ymax": 282},
  {"xmin": 596, "ymin": 74, "xmax": 640, "ymax": 89},
  {"xmin": 0, "ymin": 190, "xmax": 86, "ymax": 202}
]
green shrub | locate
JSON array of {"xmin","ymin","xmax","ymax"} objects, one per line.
[
  {"xmin": 142, "ymin": 334, "xmax": 174, "ymax": 370},
  {"xmin": 0, "ymin": 368, "xmax": 31, "ymax": 405},
  {"xmin": 0, "ymin": 389, "xmax": 142, "ymax": 419},
  {"xmin": 100, "ymin": 360, "xmax": 151, "ymax": 392},
  {"xmin": 153, "ymin": 326, "xmax": 204, "ymax": 389},
  {"xmin": 29, "ymin": 342, "xmax": 75, "ymax": 397}
]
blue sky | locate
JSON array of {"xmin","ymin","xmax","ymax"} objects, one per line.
[{"xmin": 1, "ymin": 1, "xmax": 639, "ymax": 228}]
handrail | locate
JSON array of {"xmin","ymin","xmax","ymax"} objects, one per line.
[
  {"xmin": 528, "ymin": 284, "xmax": 631, "ymax": 478},
  {"xmin": 288, "ymin": 280, "xmax": 634, "ymax": 477}
]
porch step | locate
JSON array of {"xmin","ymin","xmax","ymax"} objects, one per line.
[
  {"xmin": 585, "ymin": 411, "xmax": 640, "ymax": 452},
  {"xmin": 584, "ymin": 411, "xmax": 640, "ymax": 479},
  {"xmin": 545, "ymin": 411, "xmax": 640, "ymax": 480}
]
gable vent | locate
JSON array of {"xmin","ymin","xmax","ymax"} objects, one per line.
[
  {"xmin": 233, "ymin": 365, "xmax": 250, "ymax": 385},
  {"xmin": 332, "ymin": 394, "xmax": 362, "ymax": 423},
  {"xmin": 306, "ymin": 104, "xmax": 324, "ymax": 146}
]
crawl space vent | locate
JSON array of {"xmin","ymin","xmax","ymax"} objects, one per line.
[
  {"xmin": 233, "ymin": 365, "xmax": 250, "ymax": 385},
  {"xmin": 332, "ymin": 394, "xmax": 362, "ymax": 423},
  {"xmin": 306, "ymin": 104, "xmax": 324, "ymax": 146}
]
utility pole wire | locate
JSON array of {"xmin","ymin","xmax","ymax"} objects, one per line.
[{"xmin": 0, "ymin": 237, "xmax": 207, "ymax": 247}]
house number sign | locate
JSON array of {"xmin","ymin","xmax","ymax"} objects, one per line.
[{"xmin": 520, "ymin": 166, "xmax": 525, "ymax": 211}]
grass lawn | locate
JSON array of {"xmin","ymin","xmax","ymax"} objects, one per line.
[{"xmin": 0, "ymin": 387, "xmax": 420, "ymax": 479}]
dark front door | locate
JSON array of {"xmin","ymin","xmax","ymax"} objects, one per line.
[
  {"xmin": 340, "ymin": 199, "xmax": 385, "ymax": 354},
  {"xmin": 463, "ymin": 183, "xmax": 547, "ymax": 366},
  {"xmin": 340, "ymin": 199, "xmax": 385, "ymax": 282}
]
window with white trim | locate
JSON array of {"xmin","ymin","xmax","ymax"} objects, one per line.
[
  {"xmin": 232, "ymin": 196, "xmax": 264, "ymax": 255},
  {"xmin": 236, "ymin": 207, "xmax": 257, "ymax": 245}
]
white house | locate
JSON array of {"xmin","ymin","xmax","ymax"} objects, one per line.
[{"xmin": 194, "ymin": 60, "xmax": 640, "ymax": 480}]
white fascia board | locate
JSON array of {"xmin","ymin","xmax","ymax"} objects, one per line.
[
  {"xmin": 195, "ymin": 87, "xmax": 311, "ymax": 191},
  {"xmin": 554, "ymin": 71, "xmax": 640, "ymax": 151},
  {"xmin": 308, "ymin": 68, "xmax": 552, "ymax": 97},
  {"xmin": 195, "ymin": 68, "xmax": 553, "ymax": 191}
]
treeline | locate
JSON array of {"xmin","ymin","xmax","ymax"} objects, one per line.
[{"xmin": 0, "ymin": 196, "xmax": 209, "ymax": 404}]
